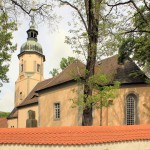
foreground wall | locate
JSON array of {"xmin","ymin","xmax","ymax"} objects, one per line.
[
  {"xmin": 0, "ymin": 125, "xmax": 150, "ymax": 150},
  {"xmin": 0, "ymin": 140, "xmax": 150, "ymax": 150}
]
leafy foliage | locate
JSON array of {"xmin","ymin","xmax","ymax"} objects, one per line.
[
  {"xmin": 59, "ymin": 0, "xmax": 122, "ymax": 125},
  {"xmin": 0, "ymin": 111, "xmax": 10, "ymax": 118},
  {"xmin": 118, "ymin": 6, "xmax": 150, "ymax": 68},
  {"xmin": 60, "ymin": 57, "xmax": 75, "ymax": 70},
  {"xmin": 49, "ymin": 56, "xmax": 75, "ymax": 77},
  {"xmin": 49, "ymin": 68, "xmax": 59, "ymax": 77},
  {"xmin": 0, "ymin": 13, "xmax": 17, "ymax": 89},
  {"xmin": 72, "ymin": 74, "xmax": 120, "ymax": 110},
  {"xmin": 63, "ymin": 2, "xmax": 117, "ymax": 61}
]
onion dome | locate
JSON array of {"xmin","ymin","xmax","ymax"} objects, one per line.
[{"xmin": 20, "ymin": 24, "xmax": 43, "ymax": 55}]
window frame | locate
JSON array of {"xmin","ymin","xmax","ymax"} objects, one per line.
[
  {"xmin": 37, "ymin": 64, "xmax": 40, "ymax": 72},
  {"xmin": 21, "ymin": 64, "xmax": 23, "ymax": 72},
  {"xmin": 53, "ymin": 102, "xmax": 61, "ymax": 120},
  {"xmin": 124, "ymin": 92, "xmax": 139, "ymax": 125},
  {"xmin": 20, "ymin": 92, "xmax": 23, "ymax": 100}
]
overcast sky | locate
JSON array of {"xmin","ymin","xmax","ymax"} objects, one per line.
[{"xmin": 0, "ymin": 6, "xmax": 79, "ymax": 112}]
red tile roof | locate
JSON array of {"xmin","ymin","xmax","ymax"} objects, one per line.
[
  {"xmin": 0, "ymin": 118, "xmax": 8, "ymax": 128},
  {"xmin": 0, "ymin": 125, "xmax": 150, "ymax": 145}
]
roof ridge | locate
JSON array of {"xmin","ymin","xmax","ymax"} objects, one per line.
[
  {"xmin": 97, "ymin": 55, "xmax": 118, "ymax": 65},
  {"xmin": 7, "ymin": 107, "xmax": 18, "ymax": 119},
  {"xmin": 38, "ymin": 59, "xmax": 85, "ymax": 91}
]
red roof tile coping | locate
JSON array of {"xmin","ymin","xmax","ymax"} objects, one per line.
[{"xmin": 0, "ymin": 125, "xmax": 150, "ymax": 145}]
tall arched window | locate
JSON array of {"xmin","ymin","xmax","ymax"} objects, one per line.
[{"xmin": 125, "ymin": 93, "xmax": 138, "ymax": 125}]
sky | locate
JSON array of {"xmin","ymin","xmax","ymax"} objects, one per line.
[{"xmin": 0, "ymin": 6, "xmax": 78, "ymax": 112}]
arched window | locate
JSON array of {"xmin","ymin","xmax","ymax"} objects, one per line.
[{"xmin": 125, "ymin": 93, "xmax": 138, "ymax": 125}]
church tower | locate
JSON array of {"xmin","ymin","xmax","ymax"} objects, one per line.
[{"xmin": 15, "ymin": 22, "xmax": 45, "ymax": 106}]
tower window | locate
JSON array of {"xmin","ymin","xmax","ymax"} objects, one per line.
[
  {"xmin": 125, "ymin": 93, "xmax": 138, "ymax": 125},
  {"xmin": 54, "ymin": 103, "xmax": 60, "ymax": 120},
  {"xmin": 37, "ymin": 64, "xmax": 40, "ymax": 72},
  {"xmin": 20, "ymin": 92, "xmax": 22, "ymax": 100},
  {"xmin": 34, "ymin": 34, "xmax": 37, "ymax": 38},
  {"xmin": 31, "ymin": 32, "xmax": 33, "ymax": 38},
  {"xmin": 21, "ymin": 64, "xmax": 23, "ymax": 72}
]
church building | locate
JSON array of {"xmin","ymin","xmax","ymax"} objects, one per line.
[{"xmin": 7, "ymin": 22, "xmax": 150, "ymax": 128}]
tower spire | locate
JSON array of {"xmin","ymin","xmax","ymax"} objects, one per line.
[{"xmin": 26, "ymin": 0, "xmax": 38, "ymax": 41}]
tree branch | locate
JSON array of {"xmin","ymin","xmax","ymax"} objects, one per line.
[
  {"xmin": 130, "ymin": 0, "xmax": 148, "ymax": 24},
  {"xmin": 59, "ymin": 0, "xmax": 88, "ymax": 33},
  {"xmin": 143, "ymin": 0, "xmax": 150, "ymax": 11},
  {"xmin": 106, "ymin": 1, "xmax": 131, "ymax": 7},
  {"xmin": 105, "ymin": 6, "xmax": 114, "ymax": 18},
  {"xmin": 10, "ymin": 0, "xmax": 30, "ymax": 14},
  {"xmin": 107, "ymin": 0, "xmax": 148, "ymax": 24},
  {"xmin": 123, "ymin": 30, "xmax": 150, "ymax": 34},
  {"xmin": 10, "ymin": 0, "xmax": 52, "ymax": 17}
]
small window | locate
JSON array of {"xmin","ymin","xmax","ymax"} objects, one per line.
[
  {"xmin": 21, "ymin": 64, "xmax": 23, "ymax": 72},
  {"xmin": 35, "ymin": 34, "xmax": 37, "ymax": 38},
  {"xmin": 20, "ymin": 92, "xmax": 22, "ymax": 100},
  {"xmin": 108, "ymin": 99, "xmax": 113, "ymax": 105},
  {"xmin": 37, "ymin": 64, "xmax": 40, "ymax": 72},
  {"xmin": 31, "ymin": 32, "xmax": 33, "ymax": 38},
  {"xmin": 54, "ymin": 103, "xmax": 60, "ymax": 120}
]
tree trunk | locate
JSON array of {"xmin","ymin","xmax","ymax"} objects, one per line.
[{"xmin": 82, "ymin": 0, "xmax": 99, "ymax": 126}]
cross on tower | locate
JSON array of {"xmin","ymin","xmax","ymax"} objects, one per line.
[{"xmin": 30, "ymin": 0, "xmax": 36, "ymax": 27}]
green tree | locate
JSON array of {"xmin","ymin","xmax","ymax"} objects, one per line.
[
  {"xmin": 60, "ymin": 57, "xmax": 75, "ymax": 70},
  {"xmin": 49, "ymin": 68, "xmax": 59, "ymax": 77},
  {"xmin": 107, "ymin": 1, "xmax": 150, "ymax": 83},
  {"xmin": 49, "ymin": 56, "xmax": 75, "ymax": 77},
  {"xmin": 118, "ymin": 5, "xmax": 150, "ymax": 68},
  {"xmin": 72, "ymin": 74, "xmax": 120, "ymax": 126},
  {"xmin": 0, "ymin": 12, "xmax": 17, "ymax": 89},
  {"xmin": 89, "ymin": 75, "xmax": 120, "ymax": 126},
  {"xmin": 0, "ymin": 111, "xmax": 10, "ymax": 118},
  {"xmin": 59, "ymin": 0, "xmax": 119, "ymax": 125}
]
